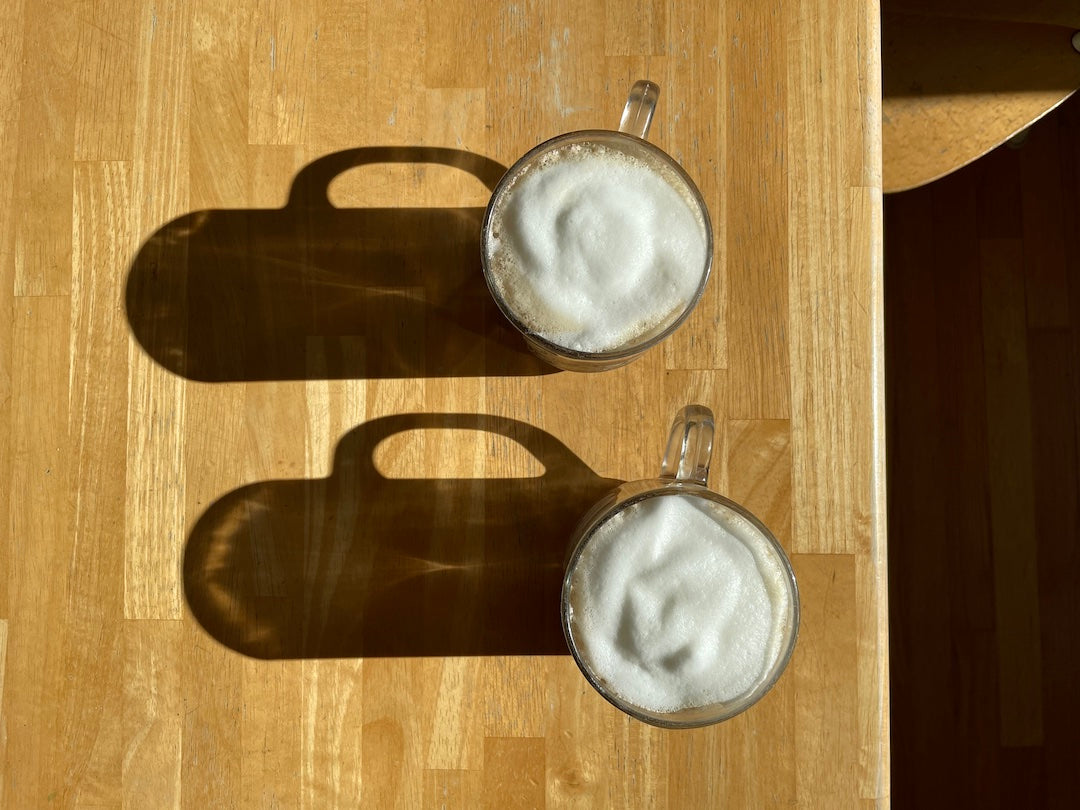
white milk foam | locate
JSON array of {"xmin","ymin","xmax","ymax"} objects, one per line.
[
  {"xmin": 567, "ymin": 493, "xmax": 792, "ymax": 714},
  {"xmin": 485, "ymin": 142, "xmax": 708, "ymax": 353}
]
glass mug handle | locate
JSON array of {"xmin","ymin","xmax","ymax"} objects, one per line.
[
  {"xmin": 660, "ymin": 404, "xmax": 714, "ymax": 486},
  {"xmin": 618, "ymin": 80, "xmax": 660, "ymax": 140}
]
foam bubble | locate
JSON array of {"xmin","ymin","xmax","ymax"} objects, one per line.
[
  {"xmin": 566, "ymin": 493, "xmax": 791, "ymax": 714},
  {"xmin": 485, "ymin": 142, "xmax": 708, "ymax": 353}
]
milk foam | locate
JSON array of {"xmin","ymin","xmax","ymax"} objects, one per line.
[
  {"xmin": 567, "ymin": 493, "xmax": 792, "ymax": 714},
  {"xmin": 485, "ymin": 142, "xmax": 708, "ymax": 353}
]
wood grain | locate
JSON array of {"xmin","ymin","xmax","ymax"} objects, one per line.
[
  {"xmin": 979, "ymin": 237, "xmax": 1045, "ymax": 747},
  {"xmin": 726, "ymin": 0, "xmax": 790, "ymax": 419},
  {"xmin": 12, "ymin": 1, "xmax": 76, "ymax": 297},
  {"xmin": 0, "ymin": 0, "xmax": 886, "ymax": 806},
  {"xmin": 124, "ymin": 620, "xmax": 183, "ymax": 809}
]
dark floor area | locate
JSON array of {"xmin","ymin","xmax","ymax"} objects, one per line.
[{"xmin": 885, "ymin": 93, "xmax": 1080, "ymax": 807}]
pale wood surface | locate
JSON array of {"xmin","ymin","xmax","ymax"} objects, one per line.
[
  {"xmin": 882, "ymin": 8, "xmax": 1080, "ymax": 192},
  {"xmin": 0, "ymin": 1, "xmax": 886, "ymax": 807}
]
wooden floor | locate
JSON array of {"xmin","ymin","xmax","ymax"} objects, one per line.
[{"xmin": 885, "ymin": 92, "xmax": 1080, "ymax": 806}]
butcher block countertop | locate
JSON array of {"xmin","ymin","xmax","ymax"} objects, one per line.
[{"xmin": 0, "ymin": 0, "xmax": 887, "ymax": 806}]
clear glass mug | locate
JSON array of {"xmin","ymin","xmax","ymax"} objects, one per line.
[
  {"xmin": 481, "ymin": 81, "xmax": 714, "ymax": 372},
  {"xmin": 560, "ymin": 405, "xmax": 800, "ymax": 728}
]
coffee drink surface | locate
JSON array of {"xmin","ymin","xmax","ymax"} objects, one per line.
[
  {"xmin": 565, "ymin": 493, "xmax": 793, "ymax": 714},
  {"xmin": 484, "ymin": 141, "xmax": 709, "ymax": 354}
]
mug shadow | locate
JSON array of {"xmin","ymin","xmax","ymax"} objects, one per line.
[
  {"xmin": 126, "ymin": 146, "xmax": 552, "ymax": 380},
  {"xmin": 184, "ymin": 413, "xmax": 620, "ymax": 658}
]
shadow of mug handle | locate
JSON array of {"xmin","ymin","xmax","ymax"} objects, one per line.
[
  {"xmin": 125, "ymin": 144, "xmax": 546, "ymax": 382},
  {"xmin": 184, "ymin": 412, "xmax": 622, "ymax": 658},
  {"xmin": 333, "ymin": 411, "xmax": 607, "ymax": 485},
  {"xmin": 286, "ymin": 146, "xmax": 509, "ymax": 210}
]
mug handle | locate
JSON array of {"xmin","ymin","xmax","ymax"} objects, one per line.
[
  {"xmin": 659, "ymin": 404, "xmax": 714, "ymax": 486},
  {"xmin": 618, "ymin": 80, "xmax": 660, "ymax": 140}
]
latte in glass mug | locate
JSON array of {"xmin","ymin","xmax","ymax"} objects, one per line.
[
  {"xmin": 483, "ymin": 137, "xmax": 709, "ymax": 355},
  {"xmin": 561, "ymin": 405, "xmax": 799, "ymax": 727},
  {"xmin": 564, "ymin": 492, "xmax": 795, "ymax": 715},
  {"xmin": 480, "ymin": 81, "xmax": 713, "ymax": 371}
]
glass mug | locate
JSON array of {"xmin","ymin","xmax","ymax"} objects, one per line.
[
  {"xmin": 561, "ymin": 405, "xmax": 800, "ymax": 728},
  {"xmin": 481, "ymin": 81, "xmax": 714, "ymax": 372}
]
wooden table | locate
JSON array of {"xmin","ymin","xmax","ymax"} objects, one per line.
[{"xmin": 0, "ymin": 0, "xmax": 887, "ymax": 806}]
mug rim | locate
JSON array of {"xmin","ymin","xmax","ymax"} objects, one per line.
[
  {"xmin": 480, "ymin": 129, "xmax": 714, "ymax": 365},
  {"xmin": 560, "ymin": 483, "xmax": 801, "ymax": 729}
]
